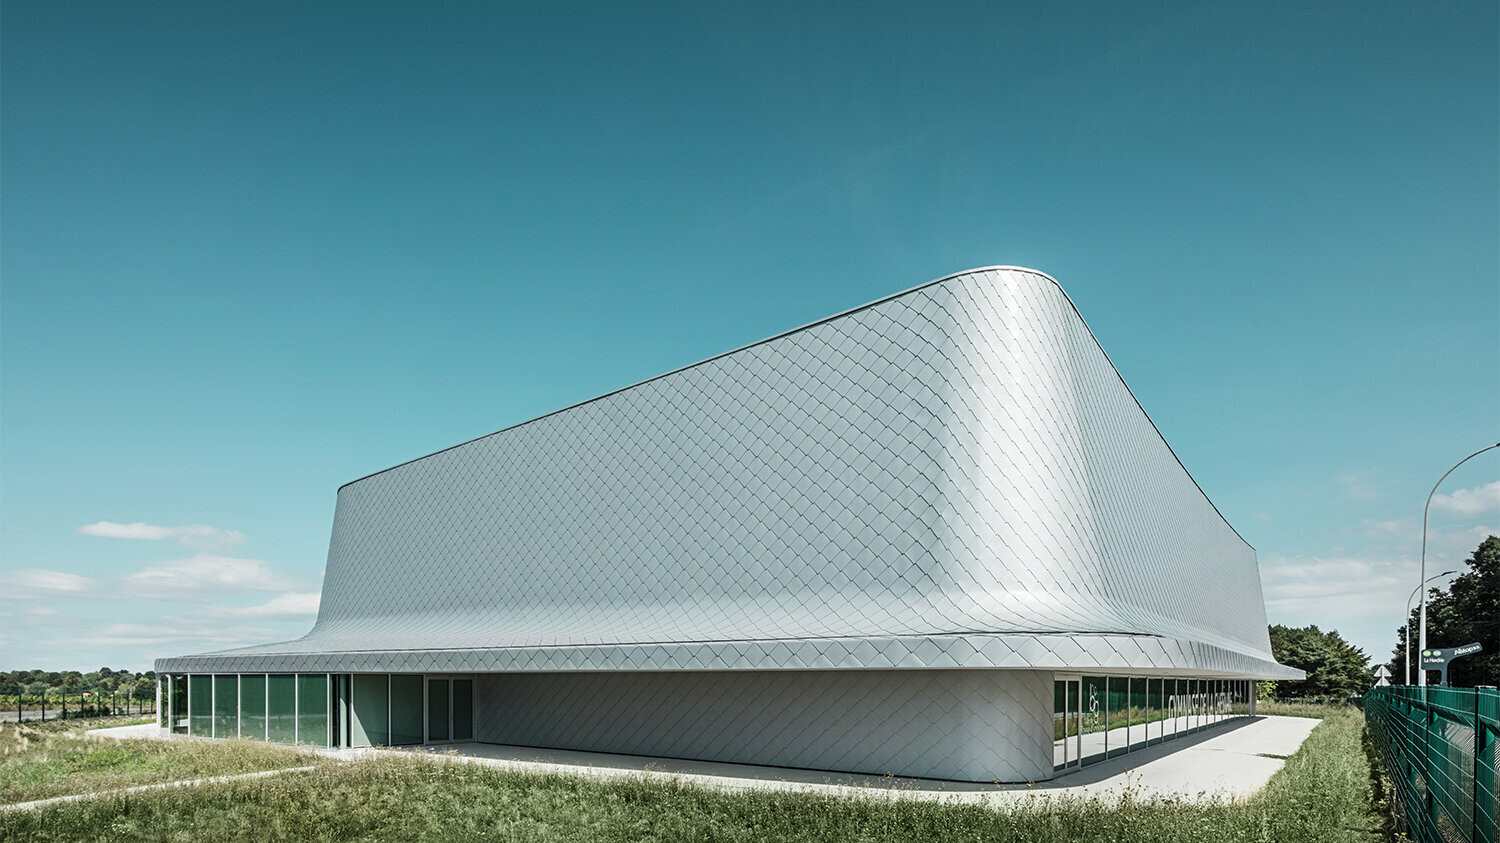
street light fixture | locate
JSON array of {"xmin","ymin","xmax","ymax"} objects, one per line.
[
  {"xmin": 1418, "ymin": 442, "xmax": 1500, "ymax": 687},
  {"xmin": 1405, "ymin": 570, "xmax": 1457, "ymax": 685}
]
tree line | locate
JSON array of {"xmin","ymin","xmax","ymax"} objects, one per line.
[
  {"xmin": 1261, "ymin": 535, "xmax": 1499, "ymax": 698},
  {"xmin": 1386, "ymin": 535, "xmax": 1499, "ymax": 688},
  {"xmin": 1, "ymin": 667, "xmax": 157, "ymax": 701}
]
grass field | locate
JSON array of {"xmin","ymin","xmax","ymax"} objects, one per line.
[
  {"xmin": 0, "ymin": 716, "xmax": 319, "ymax": 806},
  {"xmin": 0, "ymin": 705, "xmax": 1382, "ymax": 842}
]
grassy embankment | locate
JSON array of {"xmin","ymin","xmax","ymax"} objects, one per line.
[
  {"xmin": 0, "ymin": 716, "xmax": 319, "ymax": 806},
  {"xmin": 0, "ymin": 705, "xmax": 1381, "ymax": 842}
]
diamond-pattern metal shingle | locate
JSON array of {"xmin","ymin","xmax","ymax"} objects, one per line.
[{"xmin": 157, "ymin": 266, "xmax": 1298, "ymax": 681}]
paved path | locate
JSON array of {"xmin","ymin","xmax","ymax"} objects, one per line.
[
  {"xmin": 340, "ymin": 715, "xmax": 1321, "ymax": 805},
  {"xmin": 0, "ymin": 766, "xmax": 316, "ymax": 813},
  {"xmin": 63, "ymin": 715, "xmax": 1320, "ymax": 809}
]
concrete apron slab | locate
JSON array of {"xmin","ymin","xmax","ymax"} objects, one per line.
[
  {"xmin": 88, "ymin": 715, "xmax": 1321, "ymax": 807},
  {"xmin": 343, "ymin": 715, "xmax": 1322, "ymax": 806}
]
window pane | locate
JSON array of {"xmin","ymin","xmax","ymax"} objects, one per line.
[
  {"xmin": 297, "ymin": 675, "xmax": 328, "ymax": 747},
  {"xmin": 428, "ymin": 679, "xmax": 449, "ymax": 742},
  {"xmin": 1176, "ymin": 679, "xmax": 1187, "ymax": 736},
  {"xmin": 352, "ymin": 674, "xmax": 389, "ymax": 747},
  {"xmin": 1129, "ymin": 678, "xmax": 1147, "ymax": 751},
  {"xmin": 213, "ymin": 675, "xmax": 238, "ymax": 738},
  {"xmin": 453, "ymin": 680, "xmax": 472, "ymax": 741},
  {"xmin": 1064, "ymin": 680, "xmax": 1079, "ymax": 768},
  {"xmin": 1149, "ymin": 679, "xmax": 1164, "ymax": 745},
  {"xmin": 333, "ymin": 675, "xmax": 346, "ymax": 747},
  {"xmin": 170, "ymin": 675, "xmax": 188, "ymax": 734},
  {"xmin": 390, "ymin": 675, "xmax": 423, "ymax": 746},
  {"xmin": 268, "ymin": 675, "xmax": 296, "ymax": 743},
  {"xmin": 1053, "ymin": 680, "xmax": 1066, "ymax": 769},
  {"xmin": 1106, "ymin": 677, "xmax": 1128, "ymax": 758},
  {"xmin": 189, "ymin": 675, "xmax": 213, "ymax": 736},
  {"xmin": 241, "ymin": 675, "xmax": 266, "ymax": 740},
  {"xmin": 1080, "ymin": 676, "xmax": 1107, "ymax": 764}
]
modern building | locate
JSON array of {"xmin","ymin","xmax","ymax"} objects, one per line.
[{"xmin": 156, "ymin": 266, "xmax": 1301, "ymax": 782}]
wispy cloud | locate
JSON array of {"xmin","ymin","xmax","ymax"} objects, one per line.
[
  {"xmin": 78, "ymin": 521, "xmax": 247, "ymax": 553},
  {"xmin": 4, "ymin": 569, "xmax": 96, "ymax": 598},
  {"xmin": 122, "ymin": 554, "xmax": 295, "ymax": 598},
  {"xmin": 74, "ymin": 620, "xmax": 287, "ymax": 648},
  {"xmin": 221, "ymin": 592, "xmax": 321, "ymax": 618},
  {"xmin": 1338, "ymin": 469, "xmax": 1381, "ymax": 500},
  {"xmin": 1262, "ymin": 524, "xmax": 1495, "ymax": 661},
  {"xmin": 1430, "ymin": 481, "xmax": 1500, "ymax": 517}
]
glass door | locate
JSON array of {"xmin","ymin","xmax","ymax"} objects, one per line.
[
  {"xmin": 425, "ymin": 677, "xmax": 474, "ymax": 744},
  {"xmin": 1053, "ymin": 676, "xmax": 1082, "ymax": 771}
]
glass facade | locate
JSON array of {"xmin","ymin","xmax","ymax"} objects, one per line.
[
  {"xmin": 298, "ymin": 674, "xmax": 329, "ymax": 747},
  {"xmin": 1079, "ymin": 675, "xmax": 1107, "ymax": 764},
  {"xmin": 241, "ymin": 674, "xmax": 267, "ymax": 740},
  {"xmin": 165, "ymin": 672, "xmax": 482, "ymax": 749},
  {"xmin": 188, "ymin": 674, "xmax": 212, "ymax": 736},
  {"xmin": 169, "ymin": 674, "xmax": 188, "ymax": 734},
  {"xmin": 214, "ymin": 674, "xmax": 239, "ymax": 738},
  {"xmin": 391, "ymin": 675, "xmax": 423, "ymax": 746},
  {"xmin": 352, "ymin": 674, "xmax": 389, "ymax": 748},
  {"xmin": 453, "ymin": 680, "xmax": 472, "ymax": 741},
  {"xmin": 268, "ymin": 675, "xmax": 297, "ymax": 743},
  {"xmin": 1053, "ymin": 676, "xmax": 1256, "ymax": 774},
  {"xmin": 1148, "ymin": 678, "xmax": 1164, "ymax": 746},
  {"xmin": 427, "ymin": 678, "xmax": 449, "ymax": 742}
]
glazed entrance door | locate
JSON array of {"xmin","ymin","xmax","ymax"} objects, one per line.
[
  {"xmin": 425, "ymin": 677, "xmax": 474, "ymax": 743},
  {"xmin": 1053, "ymin": 676, "xmax": 1083, "ymax": 770}
]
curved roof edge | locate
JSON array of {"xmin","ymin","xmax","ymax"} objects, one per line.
[
  {"xmin": 335, "ymin": 265, "xmax": 1252, "ymax": 551},
  {"xmin": 156, "ymin": 631, "xmax": 1302, "ymax": 680}
]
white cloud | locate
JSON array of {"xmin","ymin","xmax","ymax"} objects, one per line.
[
  {"xmin": 78, "ymin": 521, "xmax": 247, "ymax": 552},
  {"xmin": 74, "ymin": 620, "xmax": 286, "ymax": 648},
  {"xmin": 1361, "ymin": 518, "xmax": 1410, "ymax": 538},
  {"xmin": 1261, "ymin": 524, "xmax": 1495, "ymax": 662},
  {"xmin": 123, "ymin": 554, "xmax": 294, "ymax": 597},
  {"xmin": 1430, "ymin": 481, "xmax": 1500, "ymax": 517},
  {"xmin": 222, "ymin": 592, "xmax": 321, "ymax": 618},
  {"xmin": 4, "ymin": 568, "xmax": 96, "ymax": 598}
]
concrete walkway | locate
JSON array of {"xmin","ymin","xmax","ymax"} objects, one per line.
[
  {"xmin": 0, "ymin": 766, "xmax": 316, "ymax": 813},
  {"xmin": 339, "ymin": 715, "xmax": 1320, "ymax": 805},
  {"xmin": 77, "ymin": 715, "xmax": 1320, "ymax": 807}
]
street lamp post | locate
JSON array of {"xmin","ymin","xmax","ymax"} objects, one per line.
[
  {"xmin": 1418, "ymin": 443, "xmax": 1500, "ymax": 687},
  {"xmin": 1405, "ymin": 570, "xmax": 1457, "ymax": 685}
]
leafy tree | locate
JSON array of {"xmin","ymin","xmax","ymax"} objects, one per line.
[
  {"xmin": 1389, "ymin": 535, "xmax": 1499, "ymax": 687},
  {"xmin": 1264, "ymin": 624, "xmax": 1373, "ymax": 698}
]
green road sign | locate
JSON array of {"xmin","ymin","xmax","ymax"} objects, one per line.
[{"xmin": 1420, "ymin": 642, "xmax": 1482, "ymax": 686}]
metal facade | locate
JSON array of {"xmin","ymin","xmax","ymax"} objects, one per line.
[
  {"xmin": 475, "ymin": 670, "xmax": 1057, "ymax": 782},
  {"xmin": 158, "ymin": 266, "xmax": 1297, "ymax": 681}
]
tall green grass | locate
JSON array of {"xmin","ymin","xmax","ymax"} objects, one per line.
[
  {"xmin": 0, "ymin": 706, "xmax": 1381, "ymax": 842},
  {"xmin": 0, "ymin": 717, "xmax": 317, "ymax": 805}
]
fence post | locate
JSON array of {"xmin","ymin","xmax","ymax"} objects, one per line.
[{"xmin": 1475, "ymin": 695, "xmax": 1481, "ymax": 843}]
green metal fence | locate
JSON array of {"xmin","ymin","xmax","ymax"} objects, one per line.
[{"xmin": 1364, "ymin": 685, "xmax": 1498, "ymax": 843}]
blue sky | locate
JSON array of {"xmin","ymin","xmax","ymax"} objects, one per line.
[{"xmin": 2, "ymin": 1, "xmax": 1496, "ymax": 672}]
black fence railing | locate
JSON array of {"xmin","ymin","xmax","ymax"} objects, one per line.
[
  {"xmin": 2, "ymin": 691, "xmax": 156, "ymax": 723},
  {"xmin": 1365, "ymin": 685, "xmax": 1498, "ymax": 843}
]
